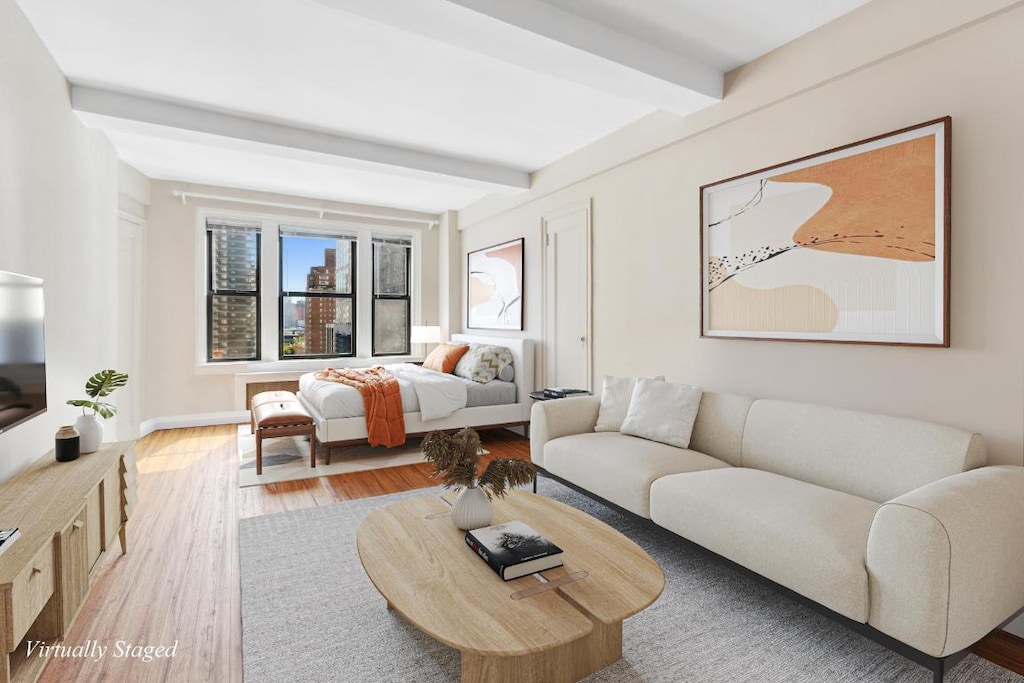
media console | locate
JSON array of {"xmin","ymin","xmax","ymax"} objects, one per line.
[{"xmin": 0, "ymin": 441, "xmax": 136, "ymax": 683}]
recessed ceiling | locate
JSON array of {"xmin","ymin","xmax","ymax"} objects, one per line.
[{"xmin": 15, "ymin": 0, "xmax": 872, "ymax": 212}]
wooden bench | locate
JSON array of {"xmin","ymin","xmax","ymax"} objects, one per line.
[{"xmin": 251, "ymin": 391, "xmax": 315, "ymax": 475}]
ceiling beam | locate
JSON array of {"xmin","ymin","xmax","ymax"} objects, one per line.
[
  {"xmin": 313, "ymin": 0, "xmax": 722, "ymax": 114},
  {"xmin": 70, "ymin": 85, "xmax": 530, "ymax": 191}
]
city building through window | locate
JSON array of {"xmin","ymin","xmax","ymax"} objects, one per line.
[
  {"xmin": 203, "ymin": 214, "xmax": 418, "ymax": 364},
  {"xmin": 280, "ymin": 229, "xmax": 356, "ymax": 358},
  {"xmin": 206, "ymin": 219, "xmax": 261, "ymax": 361}
]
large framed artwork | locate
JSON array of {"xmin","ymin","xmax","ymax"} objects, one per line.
[
  {"xmin": 467, "ymin": 237, "xmax": 524, "ymax": 330},
  {"xmin": 701, "ymin": 117, "xmax": 951, "ymax": 347}
]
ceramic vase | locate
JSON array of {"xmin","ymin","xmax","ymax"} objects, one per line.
[
  {"xmin": 450, "ymin": 485, "xmax": 492, "ymax": 530},
  {"xmin": 75, "ymin": 414, "xmax": 103, "ymax": 454}
]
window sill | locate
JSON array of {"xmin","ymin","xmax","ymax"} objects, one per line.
[{"xmin": 196, "ymin": 356, "xmax": 425, "ymax": 376}]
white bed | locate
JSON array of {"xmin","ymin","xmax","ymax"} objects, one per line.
[{"xmin": 297, "ymin": 334, "xmax": 534, "ymax": 449}]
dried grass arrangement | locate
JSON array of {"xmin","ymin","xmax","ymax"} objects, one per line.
[{"xmin": 422, "ymin": 427, "xmax": 535, "ymax": 498}]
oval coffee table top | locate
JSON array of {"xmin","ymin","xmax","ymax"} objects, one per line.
[{"xmin": 356, "ymin": 490, "xmax": 664, "ymax": 658}]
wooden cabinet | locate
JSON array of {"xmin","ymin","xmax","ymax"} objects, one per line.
[
  {"xmin": 0, "ymin": 442, "xmax": 135, "ymax": 683},
  {"xmin": 58, "ymin": 505, "xmax": 89, "ymax": 633},
  {"xmin": 6, "ymin": 542, "xmax": 55, "ymax": 652}
]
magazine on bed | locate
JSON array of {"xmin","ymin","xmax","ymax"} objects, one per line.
[{"xmin": 465, "ymin": 520, "xmax": 563, "ymax": 580}]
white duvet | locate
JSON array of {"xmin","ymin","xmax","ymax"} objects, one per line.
[{"xmin": 298, "ymin": 363, "xmax": 468, "ymax": 421}]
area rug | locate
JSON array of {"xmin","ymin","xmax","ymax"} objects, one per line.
[
  {"xmin": 236, "ymin": 425, "xmax": 429, "ymax": 488},
  {"xmin": 238, "ymin": 479, "xmax": 1024, "ymax": 683}
]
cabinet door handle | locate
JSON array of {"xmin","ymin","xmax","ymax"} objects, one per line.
[
  {"xmin": 31, "ymin": 566, "xmax": 42, "ymax": 576},
  {"xmin": 73, "ymin": 520, "xmax": 85, "ymax": 530}
]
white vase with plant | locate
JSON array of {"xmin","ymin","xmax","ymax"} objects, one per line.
[
  {"xmin": 67, "ymin": 370, "xmax": 129, "ymax": 454},
  {"xmin": 422, "ymin": 427, "xmax": 535, "ymax": 530}
]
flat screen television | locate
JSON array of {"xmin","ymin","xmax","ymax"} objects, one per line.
[{"xmin": 0, "ymin": 271, "xmax": 47, "ymax": 433}]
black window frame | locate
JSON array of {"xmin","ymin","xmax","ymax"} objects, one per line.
[
  {"xmin": 278, "ymin": 231, "xmax": 357, "ymax": 360},
  {"xmin": 206, "ymin": 221, "xmax": 261, "ymax": 362},
  {"xmin": 371, "ymin": 238, "xmax": 412, "ymax": 357}
]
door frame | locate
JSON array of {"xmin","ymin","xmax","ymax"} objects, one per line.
[{"xmin": 540, "ymin": 199, "xmax": 593, "ymax": 391}]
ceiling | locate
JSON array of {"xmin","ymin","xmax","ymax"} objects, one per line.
[{"xmin": 16, "ymin": 0, "xmax": 870, "ymax": 213}]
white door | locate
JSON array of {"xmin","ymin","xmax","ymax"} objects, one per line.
[
  {"xmin": 542, "ymin": 200, "xmax": 592, "ymax": 391},
  {"xmin": 115, "ymin": 215, "xmax": 143, "ymax": 440}
]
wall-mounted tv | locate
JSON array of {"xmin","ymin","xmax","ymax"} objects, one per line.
[{"xmin": 0, "ymin": 271, "xmax": 47, "ymax": 433}]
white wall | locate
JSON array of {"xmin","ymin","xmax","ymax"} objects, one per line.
[
  {"xmin": 0, "ymin": 0, "xmax": 120, "ymax": 481},
  {"xmin": 459, "ymin": 0, "xmax": 1024, "ymax": 469},
  {"xmin": 139, "ymin": 181, "xmax": 442, "ymax": 422}
]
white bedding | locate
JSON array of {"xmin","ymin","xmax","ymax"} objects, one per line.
[{"xmin": 298, "ymin": 364, "xmax": 467, "ymax": 421}]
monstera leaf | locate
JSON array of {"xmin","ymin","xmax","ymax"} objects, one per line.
[
  {"xmin": 85, "ymin": 370, "xmax": 129, "ymax": 398},
  {"xmin": 67, "ymin": 369, "xmax": 129, "ymax": 419}
]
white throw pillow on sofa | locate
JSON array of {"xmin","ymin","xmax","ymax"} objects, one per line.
[
  {"xmin": 620, "ymin": 378, "xmax": 703, "ymax": 448},
  {"xmin": 594, "ymin": 375, "xmax": 664, "ymax": 432}
]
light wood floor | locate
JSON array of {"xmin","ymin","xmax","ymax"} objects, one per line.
[{"xmin": 36, "ymin": 425, "xmax": 1022, "ymax": 682}]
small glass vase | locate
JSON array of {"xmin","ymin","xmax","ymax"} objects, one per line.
[{"xmin": 450, "ymin": 485, "xmax": 493, "ymax": 530}]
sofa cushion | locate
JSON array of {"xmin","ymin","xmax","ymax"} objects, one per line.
[
  {"xmin": 650, "ymin": 468, "xmax": 879, "ymax": 622},
  {"xmin": 620, "ymin": 379, "xmax": 702, "ymax": 448},
  {"xmin": 544, "ymin": 432, "xmax": 730, "ymax": 518},
  {"xmin": 594, "ymin": 375, "xmax": 663, "ymax": 432},
  {"xmin": 741, "ymin": 400, "xmax": 986, "ymax": 502},
  {"xmin": 688, "ymin": 391, "xmax": 754, "ymax": 467}
]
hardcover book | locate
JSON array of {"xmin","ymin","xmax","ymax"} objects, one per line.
[
  {"xmin": 0, "ymin": 527, "xmax": 20, "ymax": 556},
  {"xmin": 465, "ymin": 520, "xmax": 564, "ymax": 580},
  {"xmin": 542, "ymin": 388, "xmax": 590, "ymax": 399}
]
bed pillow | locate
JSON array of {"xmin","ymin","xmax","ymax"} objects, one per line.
[
  {"xmin": 620, "ymin": 378, "xmax": 703, "ymax": 449},
  {"xmin": 594, "ymin": 375, "xmax": 664, "ymax": 432},
  {"xmin": 454, "ymin": 344, "xmax": 513, "ymax": 383},
  {"xmin": 497, "ymin": 363, "xmax": 515, "ymax": 382},
  {"xmin": 422, "ymin": 343, "xmax": 470, "ymax": 374}
]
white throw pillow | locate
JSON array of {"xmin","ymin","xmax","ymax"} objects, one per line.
[
  {"xmin": 620, "ymin": 378, "xmax": 703, "ymax": 449},
  {"xmin": 594, "ymin": 375, "xmax": 664, "ymax": 432}
]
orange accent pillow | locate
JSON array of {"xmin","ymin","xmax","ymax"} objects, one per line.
[{"xmin": 422, "ymin": 343, "xmax": 470, "ymax": 374}]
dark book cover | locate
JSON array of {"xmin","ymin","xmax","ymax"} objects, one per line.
[{"xmin": 465, "ymin": 520, "xmax": 564, "ymax": 581}]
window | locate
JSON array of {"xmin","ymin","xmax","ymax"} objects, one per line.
[
  {"xmin": 279, "ymin": 228, "xmax": 357, "ymax": 358},
  {"xmin": 372, "ymin": 236, "xmax": 412, "ymax": 356},
  {"xmin": 206, "ymin": 219, "xmax": 260, "ymax": 361},
  {"xmin": 200, "ymin": 211, "xmax": 420, "ymax": 367}
]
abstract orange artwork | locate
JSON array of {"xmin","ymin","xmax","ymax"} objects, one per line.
[
  {"xmin": 468, "ymin": 238, "xmax": 524, "ymax": 330},
  {"xmin": 700, "ymin": 118, "xmax": 950, "ymax": 346}
]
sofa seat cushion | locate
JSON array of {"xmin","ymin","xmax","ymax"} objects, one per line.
[
  {"xmin": 544, "ymin": 433, "xmax": 730, "ymax": 518},
  {"xmin": 650, "ymin": 468, "xmax": 879, "ymax": 622}
]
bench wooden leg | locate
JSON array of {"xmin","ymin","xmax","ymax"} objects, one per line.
[
  {"xmin": 256, "ymin": 429, "xmax": 263, "ymax": 475},
  {"xmin": 310, "ymin": 426, "xmax": 316, "ymax": 468}
]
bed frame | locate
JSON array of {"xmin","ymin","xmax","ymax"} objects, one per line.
[{"xmin": 297, "ymin": 334, "xmax": 534, "ymax": 456}]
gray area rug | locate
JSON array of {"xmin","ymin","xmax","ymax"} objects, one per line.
[{"xmin": 239, "ymin": 479, "xmax": 1023, "ymax": 682}]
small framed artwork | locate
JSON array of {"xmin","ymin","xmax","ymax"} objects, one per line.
[
  {"xmin": 467, "ymin": 238, "xmax": 524, "ymax": 330},
  {"xmin": 700, "ymin": 117, "xmax": 951, "ymax": 346}
]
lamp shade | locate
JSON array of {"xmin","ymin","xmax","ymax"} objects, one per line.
[{"xmin": 410, "ymin": 326, "xmax": 442, "ymax": 344}]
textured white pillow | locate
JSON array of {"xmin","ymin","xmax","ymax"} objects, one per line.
[
  {"xmin": 454, "ymin": 344, "xmax": 513, "ymax": 383},
  {"xmin": 594, "ymin": 375, "xmax": 664, "ymax": 432},
  {"xmin": 620, "ymin": 379, "xmax": 703, "ymax": 448}
]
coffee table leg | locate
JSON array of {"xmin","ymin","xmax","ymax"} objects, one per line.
[{"xmin": 460, "ymin": 619, "xmax": 622, "ymax": 683}]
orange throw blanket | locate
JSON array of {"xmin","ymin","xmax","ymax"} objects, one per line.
[{"xmin": 314, "ymin": 366, "xmax": 406, "ymax": 448}]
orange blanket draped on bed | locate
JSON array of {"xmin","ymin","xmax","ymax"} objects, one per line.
[{"xmin": 314, "ymin": 366, "xmax": 406, "ymax": 447}]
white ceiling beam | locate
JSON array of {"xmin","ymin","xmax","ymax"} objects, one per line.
[
  {"xmin": 312, "ymin": 0, "xmax": 723, "ymax": 114},
  {"xmin": 70, "ymin": 85, "xmax": 530, "ymax": 191}
]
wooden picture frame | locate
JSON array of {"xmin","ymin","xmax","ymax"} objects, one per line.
[
  {"xmin": 700, "ymin": 117, "xmax": 951, "ymax": 347},
  {"xmin": 467, "ymin": 238, "xmax": 524, "ymax": 330}
]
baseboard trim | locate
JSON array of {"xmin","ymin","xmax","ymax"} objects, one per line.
[{"xmin": 139, "ymin": 411, "xmax": 249, "ymax": 438}]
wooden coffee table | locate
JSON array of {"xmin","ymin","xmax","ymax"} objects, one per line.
[{"xmin": 356, "ymin": 490, "xmax": 664, "ymax": 682}]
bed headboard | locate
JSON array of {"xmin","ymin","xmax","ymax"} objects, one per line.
[{"xmin": 451, "ymin": 334, "xmax": 535, "ymax": 405}]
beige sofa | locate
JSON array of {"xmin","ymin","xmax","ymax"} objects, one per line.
[{"xmin": 530, "ymin": 392, "xmax": 1024, "ymax": 677}]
